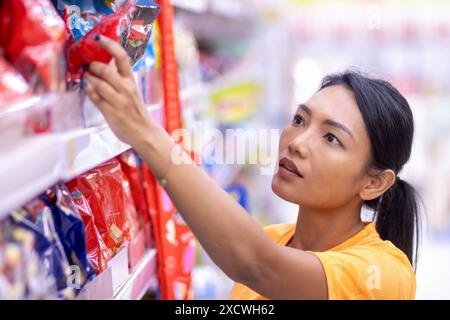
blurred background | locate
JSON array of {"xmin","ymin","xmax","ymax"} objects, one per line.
[{"xmin": 174, "ymin": 0, "xmax": 450, "ymax": 300}]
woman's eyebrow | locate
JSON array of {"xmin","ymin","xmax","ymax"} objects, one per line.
[
  {"xmin": 298, "ymin": 104, "xmax": 312, "ymax": 117},
  {"xmin": 298, "ymin": 103, "xmax": 354, "ymax": 139},
  {"xmin": 323, "ymin": 119, "xmax": 354, "ymax": 139}
]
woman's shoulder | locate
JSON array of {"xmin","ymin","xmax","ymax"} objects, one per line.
[{"xmin": 262, "ymin": 223, "xmax": 296, "ymax": 243}]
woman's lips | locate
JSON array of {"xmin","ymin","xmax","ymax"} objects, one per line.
[{"xmin": 278, "ymin": 157, "xmax": 303, "ymax": 178}]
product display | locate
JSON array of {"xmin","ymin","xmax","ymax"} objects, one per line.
[
  {"xmin": 121, "ymin": 0, "xmax": 160, "ymax": 66},
  {"xmin": 8, "ymin": 199, "xmax": 74, "ymax": 298},
  {"xmin": 67, "ymin": 2, "xmax": 133, "ymax": 74},
  {"xmin": 1, "ymin": 0, "xmax": 66, "ymax": 93},
  {"xmin": 67, "ymin": 186, "xmax": 111, "ymax": 274},
  {"xmin": 41, "ymin": 183, "xmax": 96, "ymax": 288}
]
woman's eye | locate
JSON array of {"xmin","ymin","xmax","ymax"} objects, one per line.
[
  {"xmin": 324, "ymin": 133, "xmax": 341, "ymax": 146},
  {"xmin": 292, "ymin": 114, "xmax": 304, "ymax": 126}
]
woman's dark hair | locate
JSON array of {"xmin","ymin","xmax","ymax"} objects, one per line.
[{"xmin": 319, "ymin": 70, "xmax": 420, "ymax": 269}]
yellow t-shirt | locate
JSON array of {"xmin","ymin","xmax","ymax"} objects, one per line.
[{"xmin": 229, "ymin": 222, "xmax": 416, "ymax": 300}]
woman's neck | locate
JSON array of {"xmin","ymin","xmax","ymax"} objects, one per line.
[{"xmin": 288, "ymin": 202, "xmax": 365, "ymax": 252}]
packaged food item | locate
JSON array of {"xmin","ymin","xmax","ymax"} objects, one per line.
[
  {"xmin": 60, "ymin": 0, "xmax": 99, "ymax": 42},
  {"xmin": 65, "ymin": 184, "xmax": 111, "ymax": 274},
  {"xmin": 41, "ymin": 183, "xmax": 96, "ymax": 289},
  {"xmin": 121, "ymin": 0, "xmax": 160, "ymax": 66},
  {"xmin": 9, "ymin": 198, "xmax": 74, "ymax": 298},
  {"xmin": 132, "ymin": 32, "xmax": 162, "ymax": 106},
  {"xmin": 66, "ymin": 159, "xmax": 131, "ymax": 257},
  {"xmin": 0, "ymin": 218, "xmax": 57, "ymax": 299},
  {"xmin": 0, "ymin": 56, "xmax": 31, "ymax": 109},
  {"xmin": 118, "ymin": 151, "xmax": 150, "ymax": 269},
  {"xmin": 67, "ymin": 1, "xmax": 134, "ymax": 73},
  {"xmin": 118, "ymin": 151, "xmax": 147, "ymax": 230},
  {"xmin": 2, "ymin": 0, "xmax": 67, "ymax": 92}
]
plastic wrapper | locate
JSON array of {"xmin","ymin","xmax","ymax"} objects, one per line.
[
  {"xmin": 0, "ymin": 56, "xmax": 31, "ymax": 109},
  {"xmin": 2, "ymin": 0, "xmax": 66, "ymax": 93},
  {"xmin": 0, "ymin": 218, "xmax": 57, "ymax": 299},
  {"xmin": 66, "ymin": 159, "xmax": 132, "ymax": 257},
  {"xmin": 67, "ymin": 1, "xmax": 134, "ymax": 73},
  {"xmin": 65, "ymin": 184, "xmax": 111, "ymax": 274},
  {"xmin": 118, "ymin": 151, "xmax": 147, "ymax": 230},
  {"xmin": 41, "ymin": 183, "xmax": 96, "ymax": 289},
  {"xmin": 118, "ymin": 151, "xmax": 150, "ymax": 269},
  {"xmin": 8, "ymin": 198, "xmax": 74, "ymax": 298},
  {"xmin": 133, "ymin": 33, "xmax": 162, "ymax": 105},
  {"xmin": 121, "ymin": 0, "xmax": 160, "ymax": 66}
]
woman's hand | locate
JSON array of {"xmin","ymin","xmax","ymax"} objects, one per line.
[{"xmin": 84, "ymin": 35, "xmax": 153, "ymax": 148}]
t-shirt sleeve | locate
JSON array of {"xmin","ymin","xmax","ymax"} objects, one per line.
[{"xmin": 311, "ymin": 247, "xmax": 416, "ymax": 300}]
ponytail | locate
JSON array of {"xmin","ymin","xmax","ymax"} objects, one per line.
[{"xmin": 375, "ymin": 178, "xmax": 420, "ymax": 269}]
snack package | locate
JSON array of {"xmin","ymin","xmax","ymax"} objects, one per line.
[
  {"xmin": 60, "ymin": 1, "xmax": 99, "ymax": 43},
  {"xmin": 0, "ymin": 218, "xmax": 57, "ymax": 299},
  {"xmin": 67, "ymin": 1, "xmax": 134, "ymax": 74},
  {"xmin": 118, "ymin": 151, "xmax": 151, "ymax": 269},
  {"xmin": 133, "ymin": 31, "xmax": 162, "ymax": 106},
  {"xmin": 0, "ymin": 56, "xmax": 31, "ymax": 109},
  {"xmin": 66, "ymin": 159, "xmax": 131, "ymax": 257},
  {"xmin": 121, "ymin": 0, "xmax": 160, "ymax": 66},
  {"xmin": 2, "ymin": 0, "xmax": 67, "ymax": 92},
  {"xmin": 118, "ymin": 151, "xmax": 148, "ymax": 231},
  {"xmin": 41, "ymin": 183, "xmax": 96, "ymax": 289},
  {"xmin": 9, "ymin": 198, "xmax": 74, "ymax": 298},
  {"xmin": 65, "ymin": 184, "xmax": 111, "ymax": 274}
]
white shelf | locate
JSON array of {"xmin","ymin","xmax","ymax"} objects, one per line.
[
  {"xmin": 173, "ymin": 0, "xmax": 209, "ymax": 13},
  {"xmin": 114, "ymin": 249, "xmax": 158, "ymax": 300},
  {"xmin": 0, "ymin": 83, "xmax": 201, "ymax": 217},
  {"xmin": 0, "ymin": 135, "xmax": 61, "ymax": 217},
  {"xmin": 77, "ymin": 248, "xmax": 157, "ymax": 300},
  {"xmin": 0, "ymin": 101, "xmax": 163, "ymax": 218}
]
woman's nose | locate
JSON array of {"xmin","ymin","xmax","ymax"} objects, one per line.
[{"xmin": 288, "ymin": 132, "xmax": 310, "ymax": 159}]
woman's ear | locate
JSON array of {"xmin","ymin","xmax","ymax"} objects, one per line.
[{"xmin": 359, "ymin": 169, "xmax": 396, "ymax": 201}]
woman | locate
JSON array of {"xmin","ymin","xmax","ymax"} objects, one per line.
[{"xmin": 84, "ymin": 35, "xmax": 420, "ymax": 300}]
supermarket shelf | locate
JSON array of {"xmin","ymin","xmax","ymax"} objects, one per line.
[
  {"xmin": 173, "ymin": 0, "xmax": 209, "ymax": 13},
  {"xmin": 0, "ymin": 102, "xmax": 163, "ymax": 218},
  {"xmin": 0, "ymin": 81, "xmax": 205, "ymax": 217},
  {"xmin": 77, "ymin": 248, "xmax": 157, "ymax": 300},
  {"xmin": 60, "ymin": 124, "xmax": 131, "ymax": 181},
  {"xmin": 114, "ymin": 249, "xmax": 158, "ymax": 300},
  {"xmin": 0, "ymin": 135, "xmax": 62, "ymax": 219}
]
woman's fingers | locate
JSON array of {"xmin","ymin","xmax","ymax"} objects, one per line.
[
  {"xmin": 85, "ymin": 73, "xmax": 124, "ymax": 107},
  {"xmin": 85, "ymin": 82, "xmax": 112, "ymax": 114},
  {"xmin": 89, "ymin": 61, "xmax": 126, "ymax": 93},
  {"xmin": 95, "ymin": 35, "xmax": 133, "ymax": 78}
]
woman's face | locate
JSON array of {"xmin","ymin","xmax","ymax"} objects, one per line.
[{"xmin": 272, "ymin": 85, "xmax": 372, "ymax": 210}]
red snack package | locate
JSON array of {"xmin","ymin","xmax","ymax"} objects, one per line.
[
  {"xmin": 0, "ymin": 56, "xmax": 30, "ymax": 109},
  {"xmin": 2, "ymin": 0, "xmax": 66, "ymax": 93},
  {"xmin": 118, "ymin": 150, "xmax": 150, "ymax": 270},
  {"xmin": 117, "ymin": 151, "xmax": 148, "ymax": 232},
  {"xmin": 63, "ymin": 185, "xmax": 111, "ymax": 274},
  {"xmin": 67, "ymin": 2, "xmax": 135, "ymax": 73},
  {"xmin": 67, "ymin": 159, "xmax": 132, "ymax": 257}
]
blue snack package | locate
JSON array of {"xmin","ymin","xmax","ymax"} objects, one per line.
[
  {"xmin": 40, "ymin": 183, "xmax": 96, "ymax": 291},
  {"xmin": 10, "ymin": 199, "xmax": 73, "ymax": 298}
]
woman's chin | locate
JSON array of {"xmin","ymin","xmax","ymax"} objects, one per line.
[{"xmin": 271, "ymin": 175, "xmax": 303, "ymax": 205}]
